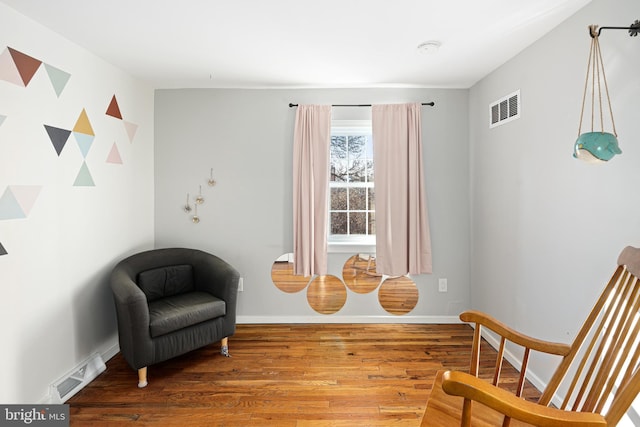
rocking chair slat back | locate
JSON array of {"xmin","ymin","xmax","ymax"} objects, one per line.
[{"xmin": 540, "ymin": 246, "xmax": 640, "ymax": 425}]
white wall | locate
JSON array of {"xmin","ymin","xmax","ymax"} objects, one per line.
[
  {"xmin": 0, "ymin": 4, "xmax": 155, "ymax": 403},
  {"xmin": 469, "ymin": 0, "xmax": 640, "ymax": 390},
  {"xmin": 154, "ymin": 88, "xmax": 470, "ymax": 322}
]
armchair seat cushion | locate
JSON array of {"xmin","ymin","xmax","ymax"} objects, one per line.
[{"xmin": 148, "ymin": 292, "xmax": 226, "ymax": 338}]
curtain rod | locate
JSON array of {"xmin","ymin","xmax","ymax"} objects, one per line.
[{"xmin": 288, "ymin": 102, "xmax": 435, "ymax": 108}]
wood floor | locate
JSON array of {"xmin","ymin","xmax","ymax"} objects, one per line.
[{"xmin": 68, "ymin": 324, "xmax": 542, "ymax": 426}]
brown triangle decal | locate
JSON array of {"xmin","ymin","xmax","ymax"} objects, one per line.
[
  {"xmin": 8, "ymin": 47, "xmax": 42, "ymax": 86},
  {"xmin": 106, "ymin": 95, "xmax": 123, "ymax": 119}
]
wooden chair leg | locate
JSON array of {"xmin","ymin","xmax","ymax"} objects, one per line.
[
  {"xmin": 221, "ymin": 337, "xmax": 230, "ymax": 357},
  {"xmin": 138, "ymin": 367, "xmax": 148, "ymax": 388}
]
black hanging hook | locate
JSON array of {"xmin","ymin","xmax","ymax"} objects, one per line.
[{"xmin": 591, "ymin": 19, "xmax": 640, "ymax": 37}]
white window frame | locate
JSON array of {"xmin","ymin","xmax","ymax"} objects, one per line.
[{"xmin": 328, "ymin": 120, "xmax": 376, "ymax": 253}]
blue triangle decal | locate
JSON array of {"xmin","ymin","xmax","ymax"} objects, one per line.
[
  {"xmin": 44, "ymin": 63, "xmax": 71, "ymax": 98},
  {"xmin": 73, "ymin": 161, "xmax": 95, "ymax": 187},
  {"xmin": 0, "ymin": 187, "xmax": 26, "ymax": 220},
  {"xmin": 74, "ymin": 132, "xmax": 94, "ymax": 158}
]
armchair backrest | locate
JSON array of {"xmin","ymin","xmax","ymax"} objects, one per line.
[
  {"xmin": 540, "ymin": 246, "xmax": 640, "ymax": 425},
  {"xmin": 113, "ymin": 247, "xmax": 239, "ymax": 304},
  {"xmin": 137, "ymin": 264, "xmax": 195, "ymax": 301}
]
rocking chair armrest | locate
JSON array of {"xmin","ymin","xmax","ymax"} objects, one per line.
[
  {"xmin": 441, "ymin": 371, "xmax": 607, "ymax": 427},
  {"xmin": 460, "ymin": 310, "xmax": 571, "ymax": 356}
]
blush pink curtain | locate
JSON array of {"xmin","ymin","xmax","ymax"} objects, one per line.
[
  {"xmin": 292, "ymin": 105, "xmax": 331, "ymax": 276},
  {"xmin": 372, "ymin": 103, "xmax": 432, "ymax": 276}
]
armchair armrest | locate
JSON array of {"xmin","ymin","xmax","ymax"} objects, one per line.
[
  {"xmin": 460, "ymin": 310, "xmax": 571, "ymax": 356},
  {"xmin": 192, "ymin": 251, "xmax": 240, "ymax": 328},
  {"xmin": 441, "ymin": 371, "xmax": 607, "ymax": 427},
  {"xmin": 110, "ymin": 268, "xmax": 153, "ymax": 369}
]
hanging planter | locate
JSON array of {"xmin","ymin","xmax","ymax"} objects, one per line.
[{"xmin": 574, "ymin": 25, "xmax": 621, "ymax": 163}]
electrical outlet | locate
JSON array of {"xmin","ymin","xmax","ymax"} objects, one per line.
[
  {"xmin": 438, "ymin": 278, "xmax": 448, "ymax": 292},
  {"xmin": 238, "ymin": 277, "xmax": 244, "ymax": 292}
]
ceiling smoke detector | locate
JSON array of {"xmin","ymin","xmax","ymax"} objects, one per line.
[{"xmin": 417, "ymin": 41, "xmax": 442, "ymax": 54}]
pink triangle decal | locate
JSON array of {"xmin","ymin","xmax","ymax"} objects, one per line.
[
  {"xmin": 0, "ymin": 48, "xmax": 24, "ymax": 86},
  {"xmin": 123, "ymin": 121, "xmax": 138, "ymax": 143},
  {"xmin": 106, "ymin": 142, "xmax": 123, "ymax": 164},
  {"xmin": 9, "ymin": 185, "xmax": 42, "ymax": 216}
]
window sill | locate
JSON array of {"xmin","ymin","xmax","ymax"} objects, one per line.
[{"xmin": 327, "ymin": 241, "xmax": 376, "ymax": 254}]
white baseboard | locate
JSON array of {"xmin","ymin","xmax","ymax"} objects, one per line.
[
  {"xmin": 101, "ymin": 342, "xmax": 120, "ymax": 363},
  {"xmin": 237, "ymin": 315, "xmax": 462, "ymax": 324}
]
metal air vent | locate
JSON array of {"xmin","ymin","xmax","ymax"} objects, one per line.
[{"xmin": 489, "ymin": 90, "xmax": 520, "ymax": 128}]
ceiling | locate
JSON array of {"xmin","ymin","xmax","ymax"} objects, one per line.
[{"xmin": 1, "ymin": 0, "xmax": 592, "ymax": 89}]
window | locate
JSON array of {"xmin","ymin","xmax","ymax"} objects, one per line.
[{"xmin": 329, "ymin": 121, "xmax": 375, "ymax": 246}]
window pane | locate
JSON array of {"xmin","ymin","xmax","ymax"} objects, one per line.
[
  {"xmin": 349, "ymin": 212, "xmax": 367, "ymax": 234},
  {"xmin": 368, "ymin": 188, "xmax": 375, "ymax": 210},
  {"xmin": 348, "ymin": 135, "xmax": 366, "ymax": 159},
  {"xmin": 330, "ymin": 160, "xmax": 348, "ymax": 182},
  {"xmin": 331, "ymin": 212, "xmax": 347, "ymax": 235},
  {"xmin": 364, "ymin": 135, "xmax": 374, "ymax": 158},
  {"xmin": 331, "ymin": 188, "xmax": 347, "ymax": 210},
  {"xmin": 366, "ymin": 160, "xmax": 374, "ymax": 182},
  {"xmin": 330, "ymin": 136, "xmax": 347, "ymax": 159},
  {"xmin": 349, "ymin": 188, "xmax": 366, "ymax": 210},
  {"xmin": 368, "ymin": 212, "xmax": 375, "ymax": 235},
  {"xmin": 348, "ymin": 159, "xmax": 366, "ymax": 182}
]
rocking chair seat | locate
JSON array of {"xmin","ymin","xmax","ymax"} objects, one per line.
[{"xmin": 424, "ymin": 370, "xmax": 513, "ymax": 427}]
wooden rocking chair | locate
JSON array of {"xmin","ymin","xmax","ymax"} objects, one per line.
[{"xmin": 422, "ymin": 246, "xmax": 640, "ymax": 426}]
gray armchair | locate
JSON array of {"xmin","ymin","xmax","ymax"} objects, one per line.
[{"xmin": 110, "ymin": 248, "xmax": 239, "ymax": 387}]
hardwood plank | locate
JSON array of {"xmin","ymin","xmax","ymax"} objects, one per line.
[{"xmin": 67, "ymin": 324, "xmax": 541, "ymax": 426}]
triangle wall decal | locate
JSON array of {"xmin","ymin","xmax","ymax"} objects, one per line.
[
  {"xmin": 8, "ymin": 47, "xmax": 42, "ymax": 86},
  {"xmin": 0, "ymin": 48, "xmax": 24, "ymax": 86},
  {"xmin": 124, "ymin": 121, "xmax": 138, "ymax": 142},
  {"xmin": 9, "ymin": 185, "xmax": 42, "ymax": 216},
  {"xmin": 0, "ymin": 187, "xmax": 26, "ymax": 220},
  {"xmin": 44, "ymin": 125, "xmax": 71, "ymax": 156},
  {"xmin": 74, "ymin": 132, "xmax": 95, "ymax": 158},
  {"xmin": 44, "ymin": 63, "xmax": 71, "ymax": 97},
  {"xmin": 73, "ymin": 161, "xmax": 95, "ymax": 187},
  {"xmin": 73, "ymin": 108, "xmax": 95, "ymax": 136},
  {"xmin": 106, "ymin": 142, "xmax": 123, "ymax": 164},
  {"xmin": 106, "ymin": 95, "xmax": 123, "ymax": 119},
  {"xmin": 0, "ymin": 115, "xmax": 6, "ymax": 127},
  {"xmin": 0, "ymin": 241, "xmax": 7, "ymax": 256}
]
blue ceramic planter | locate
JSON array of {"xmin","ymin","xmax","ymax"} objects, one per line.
[{"xmin": 573, "ymin": 132, "xmax": 621, "ymax": 162}]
